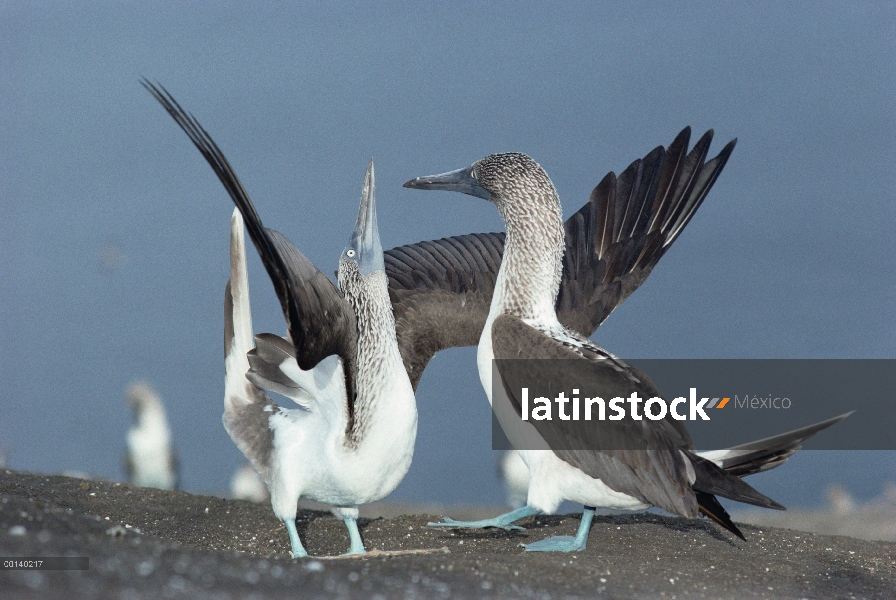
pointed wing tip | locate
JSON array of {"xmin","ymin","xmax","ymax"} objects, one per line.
[
  {"xmin": 230, "ymin": 207, "xmax": 245, "ymax": 238},
  {"xmin": 716, "ymin": 137, "xmax": 738, "ymax": 159},
  {"xmin": 829, "ymin": 410, "xmax": 855, "ymax": 425}
]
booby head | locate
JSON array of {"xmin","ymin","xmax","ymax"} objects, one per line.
[
  {"xmin": 127, "ymin": 381, "xmax": 166, "ymax": 424},
  {"xmin": 405, "ymin": 153, "xmax": 565, "ymax": 314},
  {"xmin": 340, "ymin": 159, "xmax": 384, "ymax": 283},
  {"xmin": 403, "ymin": 153, "xmax": 559, "ymax": 215}
]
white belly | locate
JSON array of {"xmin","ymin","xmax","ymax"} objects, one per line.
[
  {"xmin": 520, "ymin": 449, "xmax": 648, "ymax": 514},
  {"xmin": 265, "ymin": 361, "xmax": 417, "ymax": 518}
]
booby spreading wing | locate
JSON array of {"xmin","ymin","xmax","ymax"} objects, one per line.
[
  {"xmin": 386, "ymin": 233, "xmax": 504, "ymax": 387},
  {"xmin": 223, "ymin": 209, "xmax": 277, "ymax": 481},
  {"xmin": 143, "ymin": 81, "xmax": 358, "ymax": 414},
  {"xmin": 557, "ymin": 128, "xmax": 736, "ymax": 334},
  {"xmin": 389, "ymin": 128, "xmax": 736, "ymax": 388},
  {"xmin": 490, "ymin": 314, "xmax": 782, "ymax": 520}
]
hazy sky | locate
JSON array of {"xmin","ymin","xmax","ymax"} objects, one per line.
[{"xmin": 1, "ymin": 3, "xmax": 894, "ymax": 510}]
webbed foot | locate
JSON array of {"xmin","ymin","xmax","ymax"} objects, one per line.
[
  {"xmin": 523, "ymin": 535, "xmax": 585, "ymax": 552},
  {"xmin": 426, "ymin": 506, "xmax": 538, "ymax": 531},
  {"xmin": 523, "ymin": 506, "xmax": 595, "ymax": 553}
]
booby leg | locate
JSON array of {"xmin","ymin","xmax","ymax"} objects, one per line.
[
  {"xmin": 427, "ymin": 505, "xmax": 538, "ymax": 531},
  {"xmin": 285, "ymin": 518, "xmax": 308, "ymax": 558},
  {"xmin": 342, "ymin": 516, "xmax": 367, "ymax": 555},
  {"xmin": 523, "ymin": 506, "xmax": 595, "ymax": 552}
]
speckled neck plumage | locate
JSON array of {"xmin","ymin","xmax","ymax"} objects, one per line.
[
  {"xmin": 484, "ymin": 157, "xmax": 565, "ymax": 320},
  {"xmin": 338, "ymin": 263, "xmax": 402, "ymax": 446}
]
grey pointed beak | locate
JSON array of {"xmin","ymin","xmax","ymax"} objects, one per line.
[
  {"xmin": 348, "ymin": 159, "xmax": 384, "ymax": 276},
  {"xmin": 403, "ymin": 165, "xmax": 491, "ymax": 201}
]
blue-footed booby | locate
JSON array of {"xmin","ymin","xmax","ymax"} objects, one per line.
[
  {"xmin": 404, "ymin": 148, "xmax": 850, "ymax": 551},
  {"xmin": 224, "ymin": 187, "xmax": 416, "ymax": 557},
  {"xmin": 145, "ymin": 84, "xmax": 418, "ymax": 557},
  {"xmin": 125, "ymin": 380, "xmax": 179, "ymax": 491}
]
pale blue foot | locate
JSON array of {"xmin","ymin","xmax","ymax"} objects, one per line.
[
  {"xmin": 342, "ymin": 515, "xmax": 366, "ymax": 555},
  {"xmin": 524, "ymin": 506, "xmax": 594, "ymax": 553},
  {"xmin": 427, "ymin": 505, "xmax": 539, "ymax": 531},
  {"xmin": 524, "ymin": 535, "xmax": 586, "ymax": 552},
  {"xmin": 285, "ymin": 518, "xmax": 308, "ymax": 558}
]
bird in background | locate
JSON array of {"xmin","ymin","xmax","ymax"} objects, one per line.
[
  {"xmin": 498, "ymin": 451, "xmax": 529, "ymax": 509},
  {"xmin": 230, "ymin": 462, "xmax": 269, "ymax": 503},
  {"xmin": 405, "ymin": 141, "xmax": 849, "ymax": 551},
  {"xmin": 125, "ymin": 380, "xmax": 179, "ymax": 491}
]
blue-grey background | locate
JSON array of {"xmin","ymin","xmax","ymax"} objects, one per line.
[{"xmin": 2, "ymin": 3, "xmax": 894, "ymax": 510}]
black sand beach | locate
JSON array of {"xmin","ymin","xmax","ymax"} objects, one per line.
[{"xmin": 1, "ymin": 470, "xmax": 893, "ymax": 599}]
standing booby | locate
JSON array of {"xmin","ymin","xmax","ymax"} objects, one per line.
[
  {"xmin": 124, "ymin": 381, "xmax": 179, "ymax": 490},
  {"xmin": 144, "ymin": 85, "xmax": 418, "ymax": 557},
  {"xmin": 405, "ymin": 150, "xmax": 849, "ymax": 551},
  {"xmin": 224, "ymin": 166, "xmax": 417, "ymax": 558}
]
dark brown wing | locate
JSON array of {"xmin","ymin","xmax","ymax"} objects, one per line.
[
  {"xmin": 557, "ymin": 127, "xmax": 737, "ymax": 334},
  {"xmin": 143, "ymin": 80, "xmax": 358, "ymax": 408},
  {"xmin": 388, "ymin": 128, "xmax": 736, "ymax": 388},
  {"xmin": 490, "ymin": 313, "xmax": 699, "ymax": 517},
  {"xmin": 386, "ymin": 232, "xmax": 503, "ymax": 389},
  {"xmin": 490, "ymin": 314, "xmax": 781, "ymax": 518}
]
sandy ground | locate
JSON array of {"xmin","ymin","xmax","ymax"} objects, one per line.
[{"xmin": 1, "ymin": 470, "xmax": 894, "ymax": 599}]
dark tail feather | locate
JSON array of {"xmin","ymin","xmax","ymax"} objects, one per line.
[
  {"xmin": 714, "ymin": 412, "xmax": 853, "ymax": 477},
  {"xmin": 689, "ymin": 452, "xmax": 785, "ymax": 510},
  {"xmin": 696, "ymin": 491, "xmax": 745, "ymax": 541}
]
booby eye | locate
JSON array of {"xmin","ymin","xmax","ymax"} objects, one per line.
[{"xmin": 346, "ymin": 249, "xmax": 356, "ymax": 258}]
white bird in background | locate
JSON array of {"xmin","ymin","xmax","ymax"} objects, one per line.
[
  {"xmin": 125, "ymin": 381, "xmax": 179, "ymax": 490},
  {"xmin": 498, "ymin": 451, "xmax": 529, "ymax": 509},
  {"xmin": 231, "ymin": 463, "xmax": 269, "ymax": 503}
]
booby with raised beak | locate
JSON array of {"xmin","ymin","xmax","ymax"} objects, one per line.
[
  {"xmin": 223, "ymin": 164, "xmax": 417, "ymax": 558},
  {"xmin": 404, "ymin": 146, "xmax": 849, "ymax": 551},
  {"xmin": 145, "ymin": 82, "xmax": 425, "ymax": 556}
]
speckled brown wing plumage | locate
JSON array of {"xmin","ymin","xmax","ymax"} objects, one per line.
[
  {"xmin": 490, "ymin": 314, "xmax": 783, "ymax": 522},
  {"xmin": 386, "ymin": 233, "xmax": 504, "ymax": 389}
]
